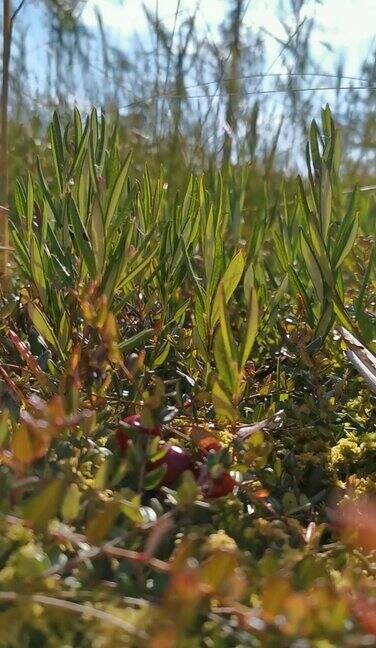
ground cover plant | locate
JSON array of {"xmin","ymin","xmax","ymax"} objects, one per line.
[{"xmin": 0, "ymin": 105, "xmax": 374, "ymax": 647}]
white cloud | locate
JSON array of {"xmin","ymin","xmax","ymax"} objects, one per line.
[
  {"xmin": 82, "ymin": 0, "xmax": 194, "ymax": 37},
  {"xmin": 82, "ymin": 0, "xmax": 376, "ymax": 74}
]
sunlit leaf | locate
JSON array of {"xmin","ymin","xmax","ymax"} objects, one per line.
[
  {"xmin": 200, "ymin": 551, "xmax": 238, "ymax": 593},
  {"xmin": 210, "ymin": 249, "xmax": 244, "ymax": 329},
  {"xmin": 212, "ymin": 379, "xmax": 237, "ymax": 423},
  {"xmin": 239, "ymin": 287, "xmax": 258, "ymax": 369},
  {"xmin": 68, "ymin": 197, "xmax": 97, "ymax": 278},
  {"xmin": 176, "ymin": 471, "xmax": 199, "ymax": 505},
  {"xmin": 27, "ymin": 302, "xmax": 62, "ymax": 357},
  {"xmin": 22, "ymin": 477, "xmax": 65, "ymax": 529},
  {"xmin": 144, "ymin": 464, "xmax": 167, "ymax": 490},
  {"xmin": 105, "ymin": 150, "xmax": 132, "ymax": 225},
  {"xmin": 61, "ymin": 483, "xmax": 81, "ymax": 522},
  {"xmin": 86, "ymin": 499, "xmax": 121, "ymax": 544}
]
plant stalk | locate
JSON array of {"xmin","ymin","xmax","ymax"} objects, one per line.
[{"xmin": 0, "ymin": 0, "xmax": 12, "ymax": 203}]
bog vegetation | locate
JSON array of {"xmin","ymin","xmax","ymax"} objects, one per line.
[
  {"xmin": 0, "ymin": 0, "xmax": 375, "ymax": 645},
  {"xmin": 0, "ymin": 103, "xmax": 374, "ymax": 647}
]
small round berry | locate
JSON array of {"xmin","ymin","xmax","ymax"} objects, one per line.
[
  {"xmin": 149, "ymin": 445, "xmax": 195, "ymax": 487},
  {"xmin": 121, "ymin": 414, "xmax": 161, "ymax": 437},
  {"xmin": 203, "ymin": 471, "xmax": 236, "ymax": 498}
]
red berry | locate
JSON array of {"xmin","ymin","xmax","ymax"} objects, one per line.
[
  {"xmin": 120, "ymin": 414, "xmax": 161, "ymax": 437},
  {"xmin": 115, "ymin": 428, "xmax": 128, "ymax": 456},
  {"xmin": 150, "ymin": 445, "xmax": 194, "ymax": 487},
  {"xmin": 198, "ymin": 437, "xmax": 222, "ymax": 457},
  {"xmin": 164, "ymin": 446, "xmax": 195, "ymax": 486},
  {"xmin": 116, "ymin": 415, "xmax": 162, "ymax": 456},
  {"xmin": 204, "ymin": 471, "xmax": 236, "ymax": 498}
]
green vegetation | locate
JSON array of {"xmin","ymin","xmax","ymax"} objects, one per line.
[{"xmin": 0, "ymin": 105, "xmax": 374, "ymax": 647}]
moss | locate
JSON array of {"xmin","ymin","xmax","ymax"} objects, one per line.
[{"xmin": 329, "ymin": 432, "xmax": 376, "ymax": 475}]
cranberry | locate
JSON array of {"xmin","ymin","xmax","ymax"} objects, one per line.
[
  {"xmin": 120, "ymin": 414, "xmax": 161, "ymax": 436},
  {"xmin": 198, "ymin": 437, "xmax": 222, "ymax": 457},
  {"xmin": 150, "ymin": 445, "xmax": 194, "ymax": 486},
  {"xmin": 204, "ymin": 471, "xmax": 236, "ymax": 498},
  {"xmin": 116, "ymin": 414, "xmax": 162, "ymax": 456},
  {"xmin": 115, "ymin": 428, "xmax": 128, "ymax": 456}
]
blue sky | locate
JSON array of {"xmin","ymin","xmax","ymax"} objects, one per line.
[
  {"xmin": 10, "ymin": 0, "xmax": 376, "ymax": 171},
  {"xmin": 13, "ymin": 0, "xmax": 376, "ymax": 112},
  {"xmin": 80, "ymin": 0, "xmax": 376, "ymax": 76}
]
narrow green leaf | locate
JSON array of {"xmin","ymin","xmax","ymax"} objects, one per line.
[
  {"xmin": 288, "ymin": 265, "xmax": 314, "ymax": 327},
  {"xmin": 86, "ymin": 499, "xmax": 121, "ymax": 544},
  {"xmin": 90, "ymin": 195, "xmax": 106, "ymax": 278},
  {"xmin": 22, "ymin": 477, "xmax": 65, "ymax": 529},
  {"xmin": 297, "ymin": 175, "xmax": 313, "ymax": 224},
  {"xmin": 144, "ymin": 464, "xmax": 167, "ymax": 490},
  {"xmin": 68, "ymin": 197, "xmax": 97, "ymax": 278},
  {"xmin": 26, "ymin": 173, "xmax": 34, "ymax": 246},
  {"xmin": 119, "ymin": 328, "xmax": 154, "ymax": 351},
  {"xmin": 213, "ymin": 327, "xmax": 235, "ymax": 393},
  {"xmin": 61, "ymin": 483, "xmax": 81, "ymax": 522},
  {"xmin": 239, "ymin": 287, "xmax": 258, "ymax": 369},
  {"xmin": 121, "ymin": 497, "xmax": 143, "ymax": 524},
  {"xmin": 30, "ymin": 234, "xmax": 47, "ymax": 306},
  {"xmin": 11, "ymin": 229, "xmax": 31, "ymax": 278},
  {"xmin": 93, "ymin": 456, "xmax": 113, "ymax": 490},
  {"xmin": 334, "ymin": 213, "xmax": 358, "ymax": 269},
  {"xmin": 218, "ymin": 283, "xmax": 237, "ymax": 367},
  {"xmin": 332, "ymin": 187, "xmax": 360, "ymax": 269},
  {"xmin": 28, "ymin": 302, "xmax": 62, "ymax": 356},
  {"xmin": 320, "ymin": 164, "xmax": 332, "ymax": 241},
  {"xmin": 50, "ymin": 112, "xmax": 64, "ymax": 194},
  {"xmin": 307, "ymin": 217, "xmax": 333, "ymax": 287},
  {"xmin": 211, "ymin": 249, "xmax": 244, "ymax": 329},
  {"xmin": 58, "ymin": 309, "xmax": 70, "ymax": 351},
  {"xmin": 37, "ymin": 158, "xmax": 56, "ymax": 218},
  {"xmin": 300, "ymin": 230, "xmax": 324, "ymax": 302},
  {"xmin": 212, "ymin": 379, "xmax": 237, "ymax": 423},
  {"xmin": 182, "ymin": 238, "xmax": 205, "ymax": 310},
  {"xmin": 68, "ymin": 117, "xmax": 89, "ymax": 178},
  {"xmin": 118, "ymin": 247, "xmax": 157, "ymax": 291},
  {"xmin": 309, "ymin": 119, "xmax": 322, "ymax": 178},
  {"xmin": 105, "ymin": 150, "xmax": 132, "ymax": 225},
  {"xmin": 73, "ymin": 107, "xmax": 83, "ymax": 144},
  {"xmin": 333, "ymin": 291, "xmax": 355, "ymax": 332},
  {"xmin": 176, "ymin": 471, "xmax": 199, "ymax": 505},
  {"xmin": 273, "ymin": 232, "xmax": 289, "ymax": 272},
  {"xmin": 101, "ymin": 225, "xmax": 133, "ymax": 302},
  {"xmin": 97, "ymin": 111, "xmax": 108, "ymax": 169},
  {"xmin": 194, "ymin": 296, "xmax": 207, "ymax": 345},
  {"xmin": 153, "ymin": 342, "xmax": 171, "ymax": 368},
  {"xmin": 243, "ymin": 262, "xmax": 254, "ymax": 299},
  {"xmin": 0, "ymin": 410, "xmax": 9, "ymax": 448},
  {"xmin": 355, "ymin": 242, "xmax": 375, "ymax": 319},
  {"xmin": 316, "ymin": 301, "xmax": 334, "ymax": 339}
]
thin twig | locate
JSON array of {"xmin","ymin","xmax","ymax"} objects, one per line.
[
  {"xmin": 11, "ymin": 0, "xmax": 27, "ymax": 23},
  {"xmin": 2, "ymin": 514, "xmax": 171, "ymax": 574},
  {"xmin": 0, "ymin": 591, "xmax": 148, "ymax": 640}
]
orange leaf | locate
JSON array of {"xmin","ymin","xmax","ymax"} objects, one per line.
[
  {"xmin": 352, "ymin": 594, "xmax": 376, "ymax": 635},
  {"xmin": 336, "ymin": 497, "xmax": 376, "ymax": 553},
  {"xmin": 12, "ymin": 423, "xmax": 48, "ymax": 464}
]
